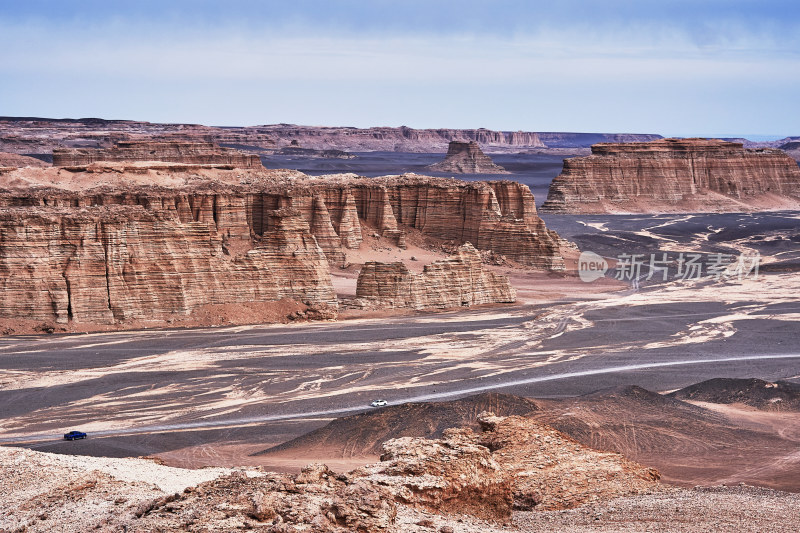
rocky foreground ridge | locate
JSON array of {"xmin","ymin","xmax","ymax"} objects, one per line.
[
  {"xmin": 0, "ymin": 413, "xmax": 662, "ymax": 532},
  {"xmin": 542, "ymin": 138, "xmax": 800, "ymax": 213},
  {"xmin": 0, "ymin": 164, "xmax": 564, "ymax": 329},
  {"xmin": 427, "ymin": 141, "xmax": 509, "ymax": 174}
]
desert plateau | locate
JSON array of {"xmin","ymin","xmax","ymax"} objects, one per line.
[{"xmin": 2, "ymin": 2, "xmax": 800, "ymax": 532}]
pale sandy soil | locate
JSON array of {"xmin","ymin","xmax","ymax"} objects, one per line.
[
  {"xmin": 153, "ymin": 441, "xmax": 377, "ymax": 473},
  {"xmin": 0, "ymin": 445, "xmax": 234, "ymax": 495}
]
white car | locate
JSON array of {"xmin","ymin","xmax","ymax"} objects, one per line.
[{"xmin": 370, "ymin": 399, "xmax": 388, "ymax": 407}]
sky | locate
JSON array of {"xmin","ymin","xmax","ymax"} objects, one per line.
[{"xmin": 1, "ymin": 0, "xmax": 799, "ymax": 137}]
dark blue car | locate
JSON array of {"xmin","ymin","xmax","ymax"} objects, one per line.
[{"xmin": 63, "ymin": 430, "xmax": 87, "ymax": 441}]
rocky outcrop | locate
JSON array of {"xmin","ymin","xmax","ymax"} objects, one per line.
[
  {"xmin": 426, "ymin": 141, "xmax": 509, "ymax": 174},
  {"xmin": 352, "ymin": 412, "xmax": 660, "ymax": 519},
  {"xmin": 474, "ymin": 413, "xmax": 660, "ymax": 511},
  {"xmin": 149, "ymin": 466, "xmax": 399, "ymax": 532},
  {"xmin": 0, "ymin": 411, "xmax": 661, "ymax": 531},
  {"xmin": 356, "ymin": 429, "xmax": 513, "ymax": 521},
  {"xmin": 354, "ymin": 244, "xmax": 516, "ymax": 309},
  {"xmin": 5, "ymin": 427, "xmax": 800, "ymax": 532},
  {"xmin": 542, "ymin": 138, "xmax": 800, "ymax": 213},
  {"xmin": 53, "ymin": 141, "xmax": 263, "ymax": 168}
]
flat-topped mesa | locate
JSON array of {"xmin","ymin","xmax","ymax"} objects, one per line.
[
  {"xmin": 589, "ymin": 138, "xmax": 746, "ymax": 155},
  {"xmin": 354, "ymin": 244, "xmax": 516, "ymax": 310},
  {"xmin": 427, "ymin": 141, "xmax": 510, "ymax": 174},
  {"xmin": 0, "ymin": 168, "xmax": 566, "ymax": 328},
  {"xmin": 542, "ymin": 138, "xmax": 800, "ymax": 213},
  {"xmin": 0, "ymin": 169, "xmax": 565, "ymax": 270},
  {"xmin": 52, "ymin": 141, "xmax": 264, "ymax": 168}
]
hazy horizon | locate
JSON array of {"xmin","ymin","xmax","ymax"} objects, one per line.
[
  {"xmin": 2, "ymin": 114, "xmax": 794, "ymax": 142},
  {"xmin": 2, "ymin": 1, "xmax": 799, "ymax": 137}
]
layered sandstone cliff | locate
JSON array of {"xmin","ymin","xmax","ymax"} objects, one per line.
[
  {"xmin": 52, "ymin": 141, "xmax": 263, "ymax": 168},
  {"xmin": 349, "ymin": 175, "xmax": 564, "ymax": 269},
  {"xmin": 354, "ymin": 244, "xmax": 516, "ymax": 309},
  {"xmin": 426, "ymin": 141, "xmax": 509, "ymax": 174},
  {"xmin": 0, "ymin": 166, "xmax": 564, "ymax": 328},
  {"xmin": 542, "ymin": 138, "xmax": 800, "ymax": 213},
  {"xmin": 0, "ymin": 206, "xmax": 336, "ymax": 325}
]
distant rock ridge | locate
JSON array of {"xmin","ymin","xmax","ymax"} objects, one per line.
[
  {"xmin": 0, "ymin": 152, "xmax": 49, "ymax": 168},
  {"xmin": 275, "ymin": 146, "xmax": 357, "ymax": 159},
  {"xmin": 0, "ymin": 117, "xmax": 686, "ymax": 156},
  {"xmin": 780, "ymin": 141, "xmax": 800, "ymax": 151},
  {"xmin": 780, "ymin": 140, "xmax": 800, "ymax": 162},
  {"xmin": 426, "ymin": 141, "xmax": 510, "ymax": 174},
  {"xmin": 542, "ymin": 138, "xmax": 800, "ymax": 213},
  {"xmin": 354, "ymin": 243, "xmax": 516, "ymax": 309},
  {"xmin": 52, "ymin": 141, "xmax": 264, "ymax": 168}
]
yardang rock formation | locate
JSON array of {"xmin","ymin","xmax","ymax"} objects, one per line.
[
  {"xmin": 0, "ymin": 162, "xmax": 564, "ymax": 328},
  {"xmin": 542, "ymin": 138, "xmax": 800, "ymax": 213},
  {"xmin": 354, "ymin": 243, "xmax": 516, "ymax": 310},
  {"xmin": 427, "ymin": 141, "xmax": 510, "ymax": 174}
]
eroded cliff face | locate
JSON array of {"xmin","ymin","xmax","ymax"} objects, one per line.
[
  {"xmin": 426, "ymin": 141, "xmax": 509, "ymax": 174},
  {"xmin": 0, "ymin": 166, "xmax": 564, "ymax": 327},
  {"xmin": 353, "ymin": 175, "xmax": 565, "ymax": 269},
  {"xmin": 354, "ymin": 244, "xmax": 516, "ymax": 310},
  {"xmin": 52, "ymin": 141, "xmax": 263, "ymax": 168},
  {"xmin": 0, "ymin": 206, "xmax": 335, "ymax": 325},
  {"xmin": 542, "ymin": 138, "xmax": 800, "ymax": 213}
]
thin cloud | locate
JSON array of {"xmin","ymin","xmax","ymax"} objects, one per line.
[{"xmin": 1, "ymin": 1, "xmax": 798, "ymax": 134}]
